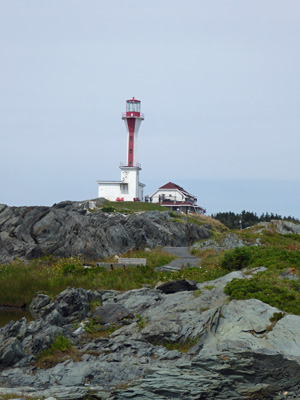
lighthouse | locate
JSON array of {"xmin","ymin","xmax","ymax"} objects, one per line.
[
  {"xmin": 122, "ymin": 97, "xmax": 144, "ymax": 167},
  {"xmin": 97, "ymin": 98, "xmax": 145, "ymax": 201}
]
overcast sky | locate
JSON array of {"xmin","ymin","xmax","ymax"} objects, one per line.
[{"xmin": 1, "ymin": 1, "xmax": 299, "ymax": 217}]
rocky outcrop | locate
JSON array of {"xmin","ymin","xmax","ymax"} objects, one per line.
[
  {"xmin": 1, "ymin": 271, "xmax": 300, "ymax": 399},
  {"xmin": 0, "ymin": 201, "xmax": 211, "ymax": 263},
  {"xmin": 191, "ymin": 232, "xmax": 246, "ymax": 252},
  {"xmin": 258, "ymin": 220, "xmax": 300, "ymax": 235},
  {"xmin": 191, "ymin": 220, "xmax": 300, "ymax": 252}
]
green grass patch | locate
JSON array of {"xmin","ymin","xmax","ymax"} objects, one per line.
[
  {"xmin": 0, "ymin": 249, "xmax": 175, "ymax": 306},
  {"xmin": 0, "ymin": 248, "xmax": 226, "ymax": 307},
  {"xmin": 163, "ymin": 337, "xmax": 198, "ymax": 353},
  {"xmin": 83, "ymin": 318, "xmax": 121, "ymax": 338},
  {"xmin": 36, "ymin": 333, "xmax": 81, "ymax": 368},
  {"xmin": 99, "ymin": 200, "xmax": 168, "ymax": 213}
]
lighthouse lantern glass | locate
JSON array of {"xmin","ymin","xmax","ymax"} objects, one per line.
[{"xmin": 127, "ymin": 101, "xmax": 140, "ymax": 113}]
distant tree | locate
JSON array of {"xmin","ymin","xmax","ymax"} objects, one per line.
[{"xmin": 212, "ymin": 211, "xmax": 300, "ymax": 229}]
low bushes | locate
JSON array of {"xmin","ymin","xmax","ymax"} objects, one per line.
[{"xmin": 221, "ymin": 247, "xmax": 251, "ymax": 271}]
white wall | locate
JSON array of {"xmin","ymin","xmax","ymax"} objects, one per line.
[
  {"xmin": 98, "ymin": 167, "xmax": 145, "ymax": 201},
  {"xmin": 97, "ymin": 182, "xmax": 122, "ymax": 201},
  {"xmin": 151, "ymin": 188, "xmax": 184, "ymax": 203}
]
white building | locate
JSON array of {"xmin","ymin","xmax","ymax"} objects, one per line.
[
  {"xmin": 150, "ymin": 182, "xmax": 205, "ymax": 214},
  {"xmin": 97, "ymin": 98, "xmax": 145, "ymax": 202}
]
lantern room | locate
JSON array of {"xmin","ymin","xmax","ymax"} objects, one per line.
[{"xmin": 126, "ymin": 97, "xmax": 141, "ymax": 117}]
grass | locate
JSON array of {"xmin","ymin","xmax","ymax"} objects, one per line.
[
  {"xmin": 1, "ymin": 223, "xmax": 300, "ymax": 317},
  {"xmin": 0, "ymin": 247, "xmax": 226, "ymax": 308},
  {"xmin": 98, "ymin": 200, "xmax": 168, "ymax": 213},
  {"xmin": 36, "ymin": 333, "xmax": 81, "ymax": 368},
  {"xmin": 0, "ymin": 249, "xmax": 175, "ymax": 306},
  {"xmin": 83, "ymin": 318, "xmax": 122, "ymax": 338},
  {"xmin": 186, "ymin": 214, "xmax": 227, "ymax": 233},
  {"xmin": 136, "ymin": 314, "xmax": 149, "ymax": 331},
  {"xmin": 163, "ymin": 337, "xmax": 198, "ymax": 353}
]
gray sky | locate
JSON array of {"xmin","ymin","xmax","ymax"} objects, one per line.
[{"xmin": 1, "ymin": 1, "xmax": 299, "ymax": 217}]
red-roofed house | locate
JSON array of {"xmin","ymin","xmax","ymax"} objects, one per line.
[{"xmin": 149, "ymin": 182, "xmax": 205, "ymax": 214}]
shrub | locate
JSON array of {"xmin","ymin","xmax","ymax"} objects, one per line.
[
  {"xmin": 224, "ymin": 277, "xmax": 300, "ymax": 315},
  {"xmin": 101, "ymin": 206, "xmax": 115, "ymax": 213},
  {"xmin": 221, "ymin": 247, "xmax": 251, "ymax": 271},
  {"xmin": 269, "ymin": 312, "xmax": 285, "ymax": 323}
]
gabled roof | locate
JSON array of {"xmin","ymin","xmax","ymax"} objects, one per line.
[
  {"xmin": 159, "ymin": 182, "xmax": 183, "ymax": 190},
  {"xmin": 158, "ymin": 182, "xmax": 193, "ymax": 198}
]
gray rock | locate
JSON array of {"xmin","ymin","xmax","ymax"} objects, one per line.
[
  {"xmin": 38, "ymin": 287, "xmax": 101, "ymax": 325},
  {"xmin": 29, "ymin": 294, "xmax": 50, "ymax": 318},
  {"xmin": 1, "ymin": 276, "xmax": 300, "ymax": 398},
  {"xmin": 32, "ymin": 326, "xmax": 63, "ymax": 354},
  {"xmin": 2, "ymin": 318, "xmax": 27, "ymax": 341},
  {"xmin": 92, "ymin": 303, "xmax": 134, "ymax": 324},
  {"xmin": 191, "ymin": 232, "xmax": 246, "ymax": 252},
  {"xmin": 0, "ymin": 337, "xmax": 23, "ymax": 366},
  {"xmin": 111, "ymin": 352, "xmax": 300, "ymax": 400},
  {"xmin": 0, "ymin": 202, "xmax": 211, "ymax": 263}
]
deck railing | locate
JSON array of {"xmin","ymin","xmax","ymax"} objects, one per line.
[
  {"xmin": 121, "ymin": 112, "xmax": 144, "ymax": 119},
  {"xmin": 119, "ymin": 162, "xmax": 141, "ymax": 169}
]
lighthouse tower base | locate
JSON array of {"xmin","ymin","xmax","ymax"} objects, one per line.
[{"xmin": 97, "ymin": 165, "xmax": 145, "ymax": 202}]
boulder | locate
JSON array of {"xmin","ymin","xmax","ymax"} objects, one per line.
[
  {"xmin": 0, "ymin": 337, "xmax": 23, "ymax": 367},
  {"xmin": 156, "ymin": 279, "xmax": 198, "ymax": 294},
  {"xmin": 3, "ymin": 317, "xmax": 27, "ymax": 340},
  {"xmin": 29, "ymin": 294, "xmax": 51, "ymax": 318},
  {"xmin": 38, "ymin": 287, "xmax": 102, "ymax": 324}
]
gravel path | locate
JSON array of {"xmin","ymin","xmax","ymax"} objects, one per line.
[{"xmin": 155, "ymin": 246, "xmax": 201, "ymax": 271}]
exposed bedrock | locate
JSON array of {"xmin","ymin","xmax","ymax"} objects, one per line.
[
  {"xmin": 0, "ymin": 200, "xmax": 211, "ymax": 263},
  {"xmin": 1, "ymin": 272, "xmax": 300, "ymax": 399}
]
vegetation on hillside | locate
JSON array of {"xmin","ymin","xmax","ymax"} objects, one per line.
[
  {"xmin": 1, "ymin": 214, "xmax": 300, "ymax": 316},
  {"xmin": 223, "ymin": 245, "xmax": 300, "ymax": 314},
  {"xmin": 212, "ymin": 210, "xmax": 300, "ymax": 230},
  {"xmin": 98, "ymin": 200, "xmax": 168, "ymax": 213}
]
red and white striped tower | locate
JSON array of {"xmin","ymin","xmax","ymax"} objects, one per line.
[
  {"xmin": 122, "ymin": 97, "xmax": 144, "ymax": 167},
  {"xmin": 119, "ymin": 98, "xmax": 145, "ymax": 201},
  {"xmin": 97, "ymin": 98, "xmax": 145, "ymax": 201}
]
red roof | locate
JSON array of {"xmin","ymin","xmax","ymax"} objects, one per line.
[
  {"xmin": 159, "ymin": 182, "xmax": 191, "ymax": 197},
  {"xmin": 126, "ymin": 97, "xmax": 140, "ymax": 102}
]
